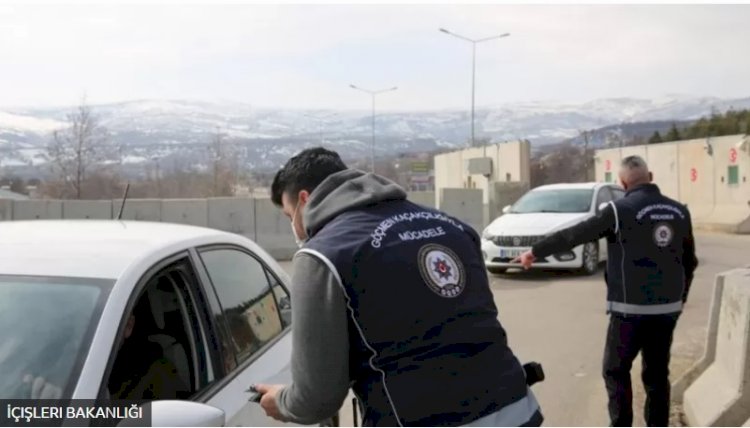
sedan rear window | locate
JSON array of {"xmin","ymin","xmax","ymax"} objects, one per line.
[
  {"xmin": 511, "ymin": 189, "xmax": 594, "ymax": 214},
  {"xmin": 0, "ymin": 276, "xmax": 110, "ymax": 399}
]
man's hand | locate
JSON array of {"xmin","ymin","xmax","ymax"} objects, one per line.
[
  {"xmin": 254, "ymin": 384, "xmax": 287, "ymax": 422},
  {"xmin": 511, "ymin": 250, "xmax": 536, "ymax": 270}
]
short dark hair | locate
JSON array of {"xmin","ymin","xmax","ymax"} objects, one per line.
[{"xmin": 271, "ymin": 147, "xmax": 347, "ymax": 206}]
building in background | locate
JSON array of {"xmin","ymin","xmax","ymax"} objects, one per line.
[
  {"xmin": 433, "ymin": 140, "xmax": 532, "ymax": 229},
  {"xmin": 434, "ymin": 140, "xmax": 531, "ymax": 206},
  {"xmin": 595, "ymin": 134, "xmax": 750, "ymax": 233},
  {"xmin": 393, "ymin": 153, "xmax": 435, "ymax": 191}
]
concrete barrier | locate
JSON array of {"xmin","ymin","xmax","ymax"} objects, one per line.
[
  {"xmin": 161, "ymin": 199, "xmax": 209, "ymax": 227},
  {"xmin": 113, "ymin": 199, "xmax": 162, "ymax": 221},
  {"xmin": 439, "ymin": 188, "xmax": 484, "ymax": 233},
  {"xmin": 12, "ymin": 200, "xmax": 63, "ymax": 220},
  {"xmin": 0, "ymin": 200, "xmax": 12, "ymax": 221},
  {"xmin": 208, "ymin": 197, "xmax": 256, "ymax": 239},
  {"xmin": 682, "ymin": 268, "xmax": 750, "ymax": 426},
  {"xmin": 253, "ymin": 197, "xmax": 296, "ymax": 260},
  {"xmin": 62, "ymin": 200, "xmax": 113, "ymax": 219},
  {"xmin": 672, "ymin": 274, "xmax": 727, "ymax": 402}
]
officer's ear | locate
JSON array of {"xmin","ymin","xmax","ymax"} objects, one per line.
[
  {"xmin": 297, "ymin": 190, "xmax": 310, "ymax": 206},
  {"xmin": 648, "ymin": 171, "xmax": 653, "ymax": 182}
]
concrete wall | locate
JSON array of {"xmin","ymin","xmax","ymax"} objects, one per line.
[
  {"xmin": 434, "ymin": 140, "xmax": 531, "ymax": 208},
  {"xmin": 161, "ymin": 199, "xmax": 209, "ymax": 227},
  {"xmin": 595, "ymin": 135, "xmax": 750, "ymax": 233},
  {"xmin": 208, "ymin": 197, "xmax": 256, "ymax": 239},
  {"xmin": 407, "ymin": 191, "xmax": 436, "ymax": 208},
  {"xmin": 0, "ymin": 197, "xmax": 297, "ymax": 259},
  {"xmin": 12, "ymin": 200, "xmax": 63, "ymax": 220},
  {"xmin": 113, "ymin": 199, "xmax": 162, "ymax": 221},
  {"xmin": 439, "ymin": 188, "xmax": 484, "ymax": 234},
  {"xmin": 681, "ymin": 268, "xmax": 750, "ymax": 426},
  {"xmin": 0, "ymin": 200, "xmax": 12, "ymax": 221},
  {"xmin": 0, "ymin": 187, "xmax": 497, "ymax": 259},
  {"xmin": 62, "ymin": 200, "xmax": 113, "ymax": 219}
]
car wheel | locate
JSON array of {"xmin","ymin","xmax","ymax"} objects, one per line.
[
  {"xmin": 487, "ymin": 267, "xmax": 508, "ymax": 275},
  {"xmin": 579, "ymin": 242, "xmax": 599, "ymax": 275}
]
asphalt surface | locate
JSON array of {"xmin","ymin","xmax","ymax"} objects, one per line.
[{"xmin": 279, "ymin": 231, "xmax": 749, "ymax": 427}]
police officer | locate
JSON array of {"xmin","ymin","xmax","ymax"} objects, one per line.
[
  {"xmin": 514, "ymin": 155, "xmax": 698, "ymax": 427},
  {"xmin": 254, "ymin": 147, "xmax": 543, "ymax": 427}
]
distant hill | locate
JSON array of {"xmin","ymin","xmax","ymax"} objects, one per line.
[{"xmin": 2, "ymin": 95, "xmax": 750, "ymax": 174}]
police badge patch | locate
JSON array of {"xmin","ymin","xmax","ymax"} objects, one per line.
[
  {"xmin": 417, "ymin": 244, "xmax": 466, "ymax": 298},
  {"xmin": 653, "ymin": 222, "xmax": 674, "ymax": 248}
]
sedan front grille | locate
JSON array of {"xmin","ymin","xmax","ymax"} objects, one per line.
[{"xmin": 491, "ymin": 235, "xmax": 545, "ymax": 247}]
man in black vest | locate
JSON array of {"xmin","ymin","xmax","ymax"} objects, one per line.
[
  {"xmin": 514, "ymin": 155, "xmax": 698, "ymax": 427},
  {"xmin": 254, "ymin": 147, "xmax": 543, "ymax": 427}
]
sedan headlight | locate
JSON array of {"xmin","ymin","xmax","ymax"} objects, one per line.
[{"xmin": 482, "ymin": 229, "xmax": 494, "ymax": 241}]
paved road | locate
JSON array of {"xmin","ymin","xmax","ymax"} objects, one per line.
[{"xmin": 280, "ymin": 231, "xmax": 749, "ymax": 426}]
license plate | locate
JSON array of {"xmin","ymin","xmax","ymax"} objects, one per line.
[{"xmin": 500, "ymin": 248, "xmax": 527, "ymax": 259}]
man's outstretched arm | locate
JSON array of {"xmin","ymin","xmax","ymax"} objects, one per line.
[{"xmin": 514, "ymin": 204, "xmax": 617, "ymax": 268}]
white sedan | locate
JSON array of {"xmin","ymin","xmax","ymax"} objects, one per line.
[
  {"xmin": 481, "ymin": 182, "xmax": 625, "ymax": 275},
  {"xmin": 0, "ymin": 221, "xmax": 332, "ymax": 426}
]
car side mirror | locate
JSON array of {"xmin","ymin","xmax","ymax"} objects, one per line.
[
  {"xmin": 598, "ymin": 202, "xmax": 608, "ymax": 212},
  {"xmin": 148, "ymin": 401, "xmax": 225, "ymax": 427},
  {"xmin": 502, "ymin": 205, "xmax": 511, "ymax": 214}
]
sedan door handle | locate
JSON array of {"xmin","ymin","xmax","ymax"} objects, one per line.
[{"xmin": 245, "ymin": 385, "xmax": 262, "ymax": 403}]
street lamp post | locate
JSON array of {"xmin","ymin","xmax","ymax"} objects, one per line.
[
  {"xmin": 350, "ymin": 84, "xmax": 398, "ymax": 174},
  {"xmin": 439, "ymin": 28, "xmax": 510, "ymax": 157}
]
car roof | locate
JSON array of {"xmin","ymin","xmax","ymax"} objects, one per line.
[
  {"xmin": 532, "ymin": 182, "xmax": 611, "ymax": 191},
  {"xmin": 0, "ymin": 220, "xmax": 238, "ymax": 279}
]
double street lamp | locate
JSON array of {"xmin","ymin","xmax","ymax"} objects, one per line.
[
  {"xmin": 349, "ymin": 84, "xmax": 398, "ymax": 173},
  {"xmin": 439, "ymin": 27, "xmax": 510, "ymax": 157}
]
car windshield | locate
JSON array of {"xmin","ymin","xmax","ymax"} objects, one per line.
[
  {"xmin": 510, "ymin": 189, "xmax": 594, "ymax": 214},
  {"xmin": 0, "ymin": 276, "xmax": 111, "ymax": 399}
]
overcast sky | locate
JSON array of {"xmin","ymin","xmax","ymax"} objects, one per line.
[{"xmin": 1, "ymin": 3, "xmax": 749, "ymax": 110}]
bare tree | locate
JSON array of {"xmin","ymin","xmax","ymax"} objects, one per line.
[
  {"xmin": 208, "ymin": 128, "xmax": 238, "ymax": 197},
  {"xmin": 46, "ymin": 100, "xmax": 117, "ymax": 199}
]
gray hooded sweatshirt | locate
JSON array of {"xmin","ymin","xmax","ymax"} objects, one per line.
[
  {"xmin": 275, "ymin": 169, "xmax": 406, "ymax": 424},
  {"xmin": 274, "ymin": 169, "xmax": 540, "ymax": 426}
]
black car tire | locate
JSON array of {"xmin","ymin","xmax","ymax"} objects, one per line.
[{"xmin": 579, "ymin": 242, "xmax": 600, "ymax": 275}]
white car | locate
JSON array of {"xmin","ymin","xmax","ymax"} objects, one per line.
[
  {"xmin": 481, "ymin": 182, "xmax": 625, "ymax": 275},
  {"xmin": 0, "ymin": 221, "xmax": 334, "ymax": 427}
]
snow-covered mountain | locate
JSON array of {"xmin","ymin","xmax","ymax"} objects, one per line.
[{"xmin": 2, "ymin": 95, "xmax": 749, "ymax": 172}]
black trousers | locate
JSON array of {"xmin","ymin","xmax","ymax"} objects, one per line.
[{"xmin": 602, "ymin": 313, "xmax": 678, "ymax": 427}]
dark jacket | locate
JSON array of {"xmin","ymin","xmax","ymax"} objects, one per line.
[
  {"xmin": 277, "ymin": 169, "xmax": 541, "ymax": 427},
  {"xmin": 532, "ymin": 183, "xmax": 698, "ymax": 315}
]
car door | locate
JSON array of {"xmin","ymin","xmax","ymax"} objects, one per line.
[
  {"xmin": 99, "ymin": 253, "xmax": 218, "ymax": 403},
  {"xmin": 192, "ymin": 245, "xmax": 295, "ymax": 427},
  {"xmin": 594, "ymin": 187, "xmax": 614, "ymax": 260}
]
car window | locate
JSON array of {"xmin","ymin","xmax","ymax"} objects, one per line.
[
  {"xmin": 265, "ymin": 269, "xmax": 291, "ymax": 328},
  {"xmin": 106, "ymin": 260, "xmax": 208, "ymax": 401},
  {"xmin": 611, "ymin": 188, "xmax": 626, "ymax": 200},
  {"xmin": 596, "ymin": 187, "xmax": 612, "ymax": 211},
  {"xmin": 0, "ymin": 276, "xmax": 110, "ymax": 400},
  {"xmin": 199, "ymin": 249, "xmax": 284, "ymax": 364},
  {"xmin": 511, "ymin": 189, "xmax": 594, "ymax": 214}
]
